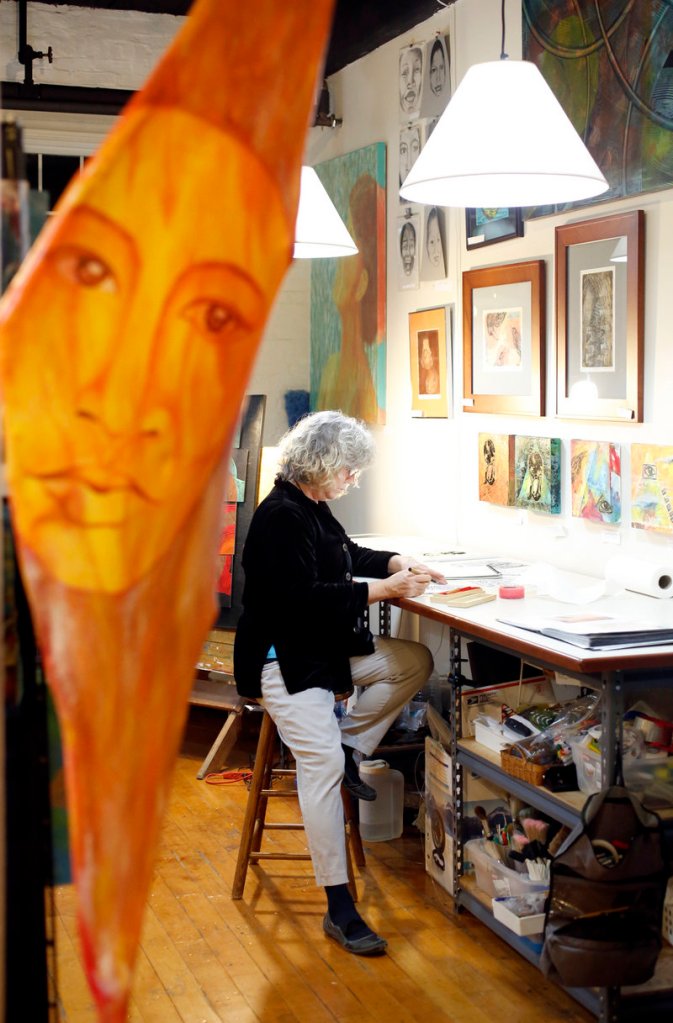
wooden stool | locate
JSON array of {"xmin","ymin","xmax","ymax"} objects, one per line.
[{"xmin": 232, "ymin": 709, "xmax": 366, "ymax": 900}]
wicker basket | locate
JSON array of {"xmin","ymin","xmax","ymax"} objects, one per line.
[{"xmin": 500, "ymin": 746, "xmax": 548, "ymax": 786}]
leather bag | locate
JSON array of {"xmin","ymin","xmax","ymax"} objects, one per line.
[{"xmin": 540, "ymin": 778, "xmax": 669, "ymax": 988}]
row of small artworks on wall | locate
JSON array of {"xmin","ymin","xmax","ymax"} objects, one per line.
[{"xmin": 478, "ymin": 434, "xmax": 673, "ymax": 534}]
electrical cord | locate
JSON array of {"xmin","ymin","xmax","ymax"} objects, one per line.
[{"xmin": 205, "ymin": 769, "xmax": 253, "ymax": 786}]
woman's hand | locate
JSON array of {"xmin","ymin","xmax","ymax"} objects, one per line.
[
  {"xmin": 387, "ymin": 553, "xmax": 446, "ymax": 584},
  {"xmin": 368, "ymin": 565, "xmax": 433, "ymax": 603}
]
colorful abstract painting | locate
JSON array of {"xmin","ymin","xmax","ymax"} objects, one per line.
[
  {"xmin": 631, "ymin": 443, "xmax": 673, "ymax": 533},
  {"xmin": 523, "ymin": 1, "xmax": 673, "ymax": 217},
  {"xmin": 311, "ymin": 143, "xmax": 387, "ymax": 424},
  {"xmin": 478, "ymin": 433, "xmax": 514, "ymax": 506},
  {"xmin": 514, "ymin": 435, "xmax": 562, "ymax": 514},
  {"xmin": 570, "ymin": 439, "xmax": 621, "ymax": 524}
]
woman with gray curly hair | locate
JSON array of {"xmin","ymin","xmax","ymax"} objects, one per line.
[{"xmin": 235, "ymin": 410, "xmax": 444, "ymax": 956}]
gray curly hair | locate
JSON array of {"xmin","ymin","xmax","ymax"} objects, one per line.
[{"xmin": 276, "ymin": 410, "xmax": 375, "ymax": 488}]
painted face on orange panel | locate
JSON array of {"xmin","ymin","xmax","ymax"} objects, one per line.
[{"xmin": 0, "ymin": 107, "xmax": 291, "ymax": 593}]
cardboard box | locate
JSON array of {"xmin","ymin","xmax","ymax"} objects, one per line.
[
  {"xmin": 424, "ymin": 738, "xmax": 513, "ymax": 894},
  {"xmin": 473, "ymin": 717, "xmax": 511, "ymax": 753},
  {"xmin": 461, "ymin": 676, "xmax": 553, "ymax": 737},
  {"xmin": 424, "ymin": 737, "xmax": 454, "ymax": 895}
]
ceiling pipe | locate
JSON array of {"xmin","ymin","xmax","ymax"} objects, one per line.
[{"xmin": 18, "ymin": 0, "xmax": 54, "ymax": 92}]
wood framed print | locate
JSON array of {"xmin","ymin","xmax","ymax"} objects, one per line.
[
  {"xmin": 465, "ymin": 207, "xmax": 523, "ymax": 250},
  {"xmin": 555, "ymin": 209, "xmax": 644, "ymax": 422},
  {"xmin": 409, "ymin": 305, "xmax": 451, "ymax": 418},
  {"xmin": 462, "ymin": 260, "xmax": 545, "ymax": 416}
]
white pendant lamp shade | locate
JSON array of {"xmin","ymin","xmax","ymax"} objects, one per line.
[
  {"xmin": 294, "ymin": 166, "xmax": 358, "ymax": 258},
  {"xmin": 400, "ymin": 59, "xmax": 609, "ymax": 208}
]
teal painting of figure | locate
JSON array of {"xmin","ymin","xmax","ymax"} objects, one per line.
[
  {"xmin": 311, "ymin": 143, "xmax": 387, "ymax": 424},
  {"xmin": 514, "ymin": 435, "xmax": 561, "ymax": 514},
  {"xmin": 523, "ymin": 1, "xmax": 673, "ymax": 216}
]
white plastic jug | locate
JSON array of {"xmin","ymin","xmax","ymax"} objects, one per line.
[{"xmin": 357, "ymin": 759, "xmax": 404, "ymax": 842}]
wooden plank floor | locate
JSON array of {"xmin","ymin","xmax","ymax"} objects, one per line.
[{"xmin": 53, "ymin": 707, "xmax": 593, "ymax": 1023}]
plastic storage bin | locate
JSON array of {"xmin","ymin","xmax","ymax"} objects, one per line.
[
  {"xmin": 463, "ymin": 838, "xmax": 549, "ymax": 898},
  {"xmin": 572, "ymin": 736, "xmax": 673, "ymax": 804},
  {"xmin": 358, "ymin": 760, "xmax": 404, "ymax": 841}
]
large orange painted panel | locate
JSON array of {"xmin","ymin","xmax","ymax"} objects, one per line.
[{"xmin": 0, "ymin": 1, "xmax": 334, "ymax": 1018}]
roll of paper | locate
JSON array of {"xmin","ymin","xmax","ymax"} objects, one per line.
[{"xmin": 604, "ymin": 554, "xmax": 673, "ymax": 599}]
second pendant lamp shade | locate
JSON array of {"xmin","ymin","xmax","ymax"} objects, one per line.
[
  {"xmin": 294, "ymin": 166, "xmax": 358, "ymax": 258},
  {"xmin": 400, "ymin": 59, "xmax": 609, "ymax": 208}
]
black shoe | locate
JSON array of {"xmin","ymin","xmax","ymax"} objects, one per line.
[
  {"xmin": 342, "ymin": 773, "xmax": 377, "ymax": 801},
  {"xmin": 323, "ymin": 913, "xmax": 387, "ymax": 956}
]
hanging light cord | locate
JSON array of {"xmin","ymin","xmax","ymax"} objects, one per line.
[{"xmin": 500, "ymin": 0, "xmax": 508, "ymax": 60}]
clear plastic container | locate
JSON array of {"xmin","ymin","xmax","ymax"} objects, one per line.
[
  {"xmin": 570, "ymin": 736, "xmax": 602, "ymax": 794},
  {"xmin": 463, "ymin": 838, "xmax": 549, "ymax": 898},
  {"xmin": 358, "ymin": 759, "xmax": 404, "ymax": 841}
]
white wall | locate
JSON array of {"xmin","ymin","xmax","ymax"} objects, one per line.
[
  {"xmin": 2, "ymin": 0, "xmax": 673, "ymax": 574},
  {"xmin": 312, "ymin": 0, "xmax": 673, "ymax": 573}
]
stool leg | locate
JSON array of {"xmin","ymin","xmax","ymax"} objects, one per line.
[
  {"xmin": 232, "ymin": 712, "xmax": 277, "ymax": 899},
  {"xmin": 341, "ymin": 787, "xmax": 366, "ymax": 903},
  {"xmin": 341, "ymin": 787, "xmax": 366, "ymax": 868}
]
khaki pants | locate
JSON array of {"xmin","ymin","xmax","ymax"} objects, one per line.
[{"xmin": 259, "ymin": 636, "xmax": 433, "ymax": 887}]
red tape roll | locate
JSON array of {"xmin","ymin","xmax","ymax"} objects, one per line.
[{"xmin": 499, "ymin": 584, "xmax": 525, "ymax": 599}]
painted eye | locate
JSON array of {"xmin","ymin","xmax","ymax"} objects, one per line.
[
  {"xmin": 76, "ymin": 256, "xmax": 110, "ymax": 288},
  {"xmin": 184, "ymin": 299, "xmax": 242, "ymax": 337},
  {"xmin": 51, "ymin": 247, "xmax": 116, "ymax": 292}
]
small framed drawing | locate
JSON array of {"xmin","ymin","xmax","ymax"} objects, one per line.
[
  {"xmin": 465, "ymin": 207, "xmax": 523, "ymax": 250},
  {"xmin": 555, "ymin": 209, "xmax": 644, "ymax": 422},
  {"xmin": 462, "ymin": 259, "xmax": 545, "ymax": 416},
  {"xmin": 409, "ymin": 305, "xmax": 451, "ymax": 418}
]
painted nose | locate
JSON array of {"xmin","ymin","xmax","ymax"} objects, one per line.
[{"xmin": 74, "ymin": 394, "xmax": 175, "ymax": 502}]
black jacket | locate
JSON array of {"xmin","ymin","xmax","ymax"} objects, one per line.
[{"xmin": 233, "ymin": 480, "xmax": 396, "ymax": 698}]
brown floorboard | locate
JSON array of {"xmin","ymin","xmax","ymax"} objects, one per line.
[{"xmin": 53, "ymin": 706, "xmax": 593, "ymax": 1023}]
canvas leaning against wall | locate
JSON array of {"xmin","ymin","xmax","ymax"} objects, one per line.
[{"xmin": 311, "ymin": 143, "xmax": 387, "ymax": 425}]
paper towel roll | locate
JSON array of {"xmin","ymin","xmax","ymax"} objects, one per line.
[{"xmin": 605, "ymin": 554, "xmax": 673, "ymax": 599}]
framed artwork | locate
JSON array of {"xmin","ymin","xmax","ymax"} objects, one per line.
[
  {"xmin": 514, "ymin": 435, "xmax": 561, "ymax": 515},
  {"xmin": 215, "ymin": 394, "xmax": 265, "ymax": 628},
  {"xmin": 555, "ymin": 210, "xmax": 644, "ymax": 422},
  {"xmin": 409, "ymin": 306, "xmax": 451, "ymax": 418},
  {"xmin": 631, "ymin": 443, "xmax": 673, "ymax": 535},
  {"xmin": 462, "ymin": 259, "xmax": 545, "ymax": 416},
  {"xmin": 570, "ymin": 439, "xmax": 621, "ymax": 525},
  {"xmin": 478, "ymin": 433, "xmax": 514, "ymax": 506},
  {"xmin": 465, "ymin": 207, "xmax": 523, "ymax": 250},
  {"xmin": 311, "ymin": 143, "xmax": 387, "ymax": 425},
  {"xmin": 523, "ymin": 2, "xmax": 673, "ymax": 218}
]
